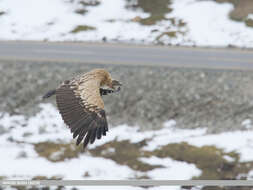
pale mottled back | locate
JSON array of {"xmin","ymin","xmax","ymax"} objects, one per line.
[{"xmin": 70, "ymin": 69, "xmax": 111, "ymax": 110}]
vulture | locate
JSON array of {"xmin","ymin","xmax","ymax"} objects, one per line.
[{"xmin": 43, "ymin": 69, "xmax": 122, "ymax": 149}]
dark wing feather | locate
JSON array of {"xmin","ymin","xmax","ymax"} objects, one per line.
[{"xmin": 56, "ymin": 83, "xmax": 108, "ymax": 149}]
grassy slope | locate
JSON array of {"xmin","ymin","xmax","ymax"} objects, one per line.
[{"xmin": 33, "ymin": 140, "xmax": 253, "ymax": 182}]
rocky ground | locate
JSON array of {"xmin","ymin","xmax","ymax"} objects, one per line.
[{"xmin": 1, "ymin": 60, "xmax": 253, "ymax": 133}]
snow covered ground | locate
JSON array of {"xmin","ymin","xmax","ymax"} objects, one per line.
[
  {"xmin": 0, "ymin": 0, "xmax": 253, "ymax": 47},
  {"xmin": 1, "ymin": 103, "xmax": 253, "ymax": 190},
  {"xmin": 0, "ymin": 104, "xmax": 201, "ymax": 181}
]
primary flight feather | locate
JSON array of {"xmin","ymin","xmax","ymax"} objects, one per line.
[{"xmin": 43, "ymin": 69, "xmax": 122, "ymax": 149}]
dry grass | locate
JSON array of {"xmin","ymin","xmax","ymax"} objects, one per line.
[
  {"xmin": 125, "ymin": 0, "xmax": 172, "ymax": 25},
  {"xmin": 245, "ymin": 18, "xmax": 253, "ymax": 27},
  {"xmin": 70, "ymin": 25, "xmax": 96, "ymax": 33},
  {"xmin": 73, "ymin": 0, "xmax": 100, "ymax": 16},
  {"xmin": 33, "ymin": 139, "xmax": 253, "ymax": 182},
  {"xmin": 153, "ymin": 142, "xmax": 249, "ymax": 180},
  {"xmin": 34, "ymin": 142, "xmax": 82, "ymax": 162},
  {"xmin": 90, "ymin": 139, "xmax": 163, "ymax": 172}
]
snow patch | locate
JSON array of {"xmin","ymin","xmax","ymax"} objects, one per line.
[
  {"xmin": 223, "ymin": 155, "xmax": 235, "ymax": 162},
  {"xmin": 171, "ymin": 0, "xmax": 253, "ymax": 47},
  {"xmin": 2, "ymin": 103, "xmax": 253, "ymax": 182},
  {"xmin": 1, "ymin": 0, "xmax": 253, "ymax": 47},
  {"xmin": 0, "ymin": 103, "xmax": 198, "ymax": 182},
  {"xmin": 242, "ymin": 119, "xmax": 252, "ymax": 129},
  {"xmin": 140, "ymin": 156, "xmax": 201, "ymax": 179}
]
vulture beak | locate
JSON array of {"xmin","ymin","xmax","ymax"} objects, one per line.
[{"xmin": 111, "ymin": 79, "xmax": 122, "ymax": 90}]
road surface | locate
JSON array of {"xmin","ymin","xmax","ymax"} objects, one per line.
[{"xmin": 0, "ymin": 41, "xmax": 252, "ymax": 70}]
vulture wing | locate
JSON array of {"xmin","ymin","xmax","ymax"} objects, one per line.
[{"xmin": 56, "ymin": 80, "xmax": 108, "ymax": 149}]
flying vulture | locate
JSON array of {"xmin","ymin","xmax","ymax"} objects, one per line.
[{"xmin": 43, "ymin": 69, "xmax": 122, "ymax": 149}]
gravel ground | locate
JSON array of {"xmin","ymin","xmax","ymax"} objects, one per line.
[{"xmin": 1, "ymin": 60, "xmax": 253, "ymax": 133}]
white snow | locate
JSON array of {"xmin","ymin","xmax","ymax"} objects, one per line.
[
  {"xmin": 143, "ymin": 122, "xmax": 207, "ymax": 151},
  {"xmin": 0, "ymin": 104, "xmax": 71, "ymax": 144},
  {"xmin": 248, "ymin": 15, "xmax": 253, "ymax": 20},
  {"xmin": 2, "ymin": 103, "xmax": 253, "ymax": 184},
  {"xmin": 186, "ymin": 130, "xmax": 253, "ymax": 162},
  {"xmin": 0, "ymin": 147, "xmax": 134, "ymax": 180},
  {"xmin": 144, "ymin": 121, "xmax": 253, "ymax": 162},
  {"xmin": 0, "ymin": 0, "xmax": 253, "ymax": 47},
  {"xmin": 242, "ymin": 119, "xmax": 252, "ymax": 129},
  {"xmin": 223, "ymin": 155, "xmax": 235, "ymax": 162},
  {"xmin": 0, "ymin": 0, "xmax": 151, "ymax": 42},
  {"xmin": 0, "ymin": 103, "xmax": 200, "ymax": 183},
  {"xmin": 139, "ymin": 156, "xmax": 201, "ymax": 180},
  {"xmin": 171, "ymin": 0, "xmax": 253, "ymax": 47}
]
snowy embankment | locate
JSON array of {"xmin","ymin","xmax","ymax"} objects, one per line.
[
  {"xmin": 1, "ymin": 103, "xmax": 253, "ymax": 190},
  {"xmin": 0, "ymin": 0, "xmax": 253, "ymax": 47},
  {"xmin": 0, "ymin": 104, "xmax": 201, "ymax": 181}
]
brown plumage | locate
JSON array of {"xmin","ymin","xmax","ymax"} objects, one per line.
[{"xmin": 43, "ymin": 69, "xmax": 122, "ymax": 149}]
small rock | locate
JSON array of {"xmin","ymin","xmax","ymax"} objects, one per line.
[
  {"xmin": 39, "ymin": 126, "xmax": 47, "ymax": 134},
  {"xmin": 0, "ymin": 126, "xmax": 8, "ymax": 135},
  {"xmin": 17, "ymin": 151, "xmax": 27, "ymax": 158},
  {"xmin": 22, "ymin": 132, "xmax": 33, "ymax": 137},
  {"xmin": 7, "ymin": 136, "xmax": 14, "ymax": 142},
  {"xmin": 83, "ymin": 172, "xmax": 90, "ymax": 177}
]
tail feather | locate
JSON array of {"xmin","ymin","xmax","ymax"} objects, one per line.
[{"xmin": 42, "ymin": 89, "xmax": 56, "ymax": 99}]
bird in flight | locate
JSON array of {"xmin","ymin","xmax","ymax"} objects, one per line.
[{"xmin": 43, "ymin": 69, "xmax": 122, "ymax": 149}]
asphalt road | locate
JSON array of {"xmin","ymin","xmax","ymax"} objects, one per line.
[{"xmin": 0, "ymin": 41, "xmax": 253, "ymax": 70}]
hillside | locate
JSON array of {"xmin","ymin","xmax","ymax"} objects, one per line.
[
  {"xmin": 0, "ymin": 0, "xmax": 253, "ymax": 47},
  {"xmin": 1, "ymin": 61, "xmax": 253, "ymax": 190}
]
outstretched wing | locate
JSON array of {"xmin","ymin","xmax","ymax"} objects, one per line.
[{"xmin": 56, "ymin": 81, "xmax": 108, "ymax": 149}]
